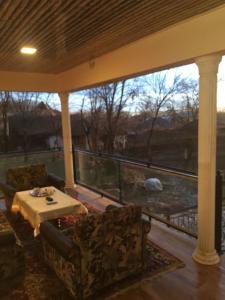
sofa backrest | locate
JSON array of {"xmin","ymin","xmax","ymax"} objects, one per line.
[
  {"xmin": 6, "ymin": 164, "xmax": 48, "ymax": 191},
  {"xmin": 72, "ymin": 205, "xmax": 144, "ymax": 297},
  {"xmin": 74, "ymin": 204, "xmax": 142, "ymax": 242}
]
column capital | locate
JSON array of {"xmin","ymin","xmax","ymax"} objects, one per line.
[
  {"xmin": 58, "ymin": 92, "xmax": 69, "ymax": 103},
  {"xmin": 196, "ymin": 54, "xmax": 222, "ymax": 75}
]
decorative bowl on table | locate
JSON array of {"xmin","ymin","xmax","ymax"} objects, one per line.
[{"xmin": 30, "ymin": 187, "xmax": 55, "ymax": 197}]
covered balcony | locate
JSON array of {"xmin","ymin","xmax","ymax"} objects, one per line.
[{"xmin": 1, "ymin": 1, "xmax": 225, "ymax": 299}]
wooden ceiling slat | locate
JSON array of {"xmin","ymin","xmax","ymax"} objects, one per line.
[
  {"xmin": 60, "ymin": 0, "xmax": 160, "ymax": 53},
  {"xmin": 0, "ymin": 1, "xmax": 40, "ymax": 63},
  {"xmin": 0, "ymin": 0, "xmax": 224, "ymax": 73},
  {"xmin": 29, "ymin": 0, "xmax": 122, "ymax": 57},
  {"xmin": 40, "ymin": 0, "xmax": 153, "ymax": 58},
  {"xmin": 51, "ymin": 0, "xmax": 224, "ymax": 72},
  {"xmin": 0, "ymin": 0, "xmax": 53, "ymax": 54},
  {"xmin": 30, "ymin": 0, "xmax": 97, "ymax": 57},
  {"xmin": 0, "ymin": 0, "xmax": 27, "ymax": 32},
  {"xmin": 40, "ymin": 0, "xmax": 218, "ymax": 62},
  {"xmin": 0, "ymin": 0, "xmax": 13, "ymax": 20},
  {"xmin": 4, "ymin": 0, "xmax": 90, "ymax": 56},
  {"xmin": 50, "ymin": 0, "xmax": 187, "ymax": 65},
  {"xmin": 55, "ymin": 0, "xmax": 225, "ymax": 70},
  {"xmin": 39, "ymin": 0, "xmax": 132, "ymax": 57}
]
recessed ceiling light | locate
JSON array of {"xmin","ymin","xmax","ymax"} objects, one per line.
[{"xmin": 20, "ymin": 47, "xmax": 37, "ymax": 55}]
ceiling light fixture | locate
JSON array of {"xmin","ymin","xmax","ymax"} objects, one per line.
[{"xmin": 20, "ymin": 47, "xmax": 37, "ymax": 55}]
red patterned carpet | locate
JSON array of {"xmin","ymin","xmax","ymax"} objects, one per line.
[{"xmin": 1, "ymin": 198, "xmax": 184, "ymax": 300}]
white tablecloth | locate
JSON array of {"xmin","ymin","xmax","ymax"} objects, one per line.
[{"xmin": 11, "ymin": 187, "xmax": 88, "ymax": 236}]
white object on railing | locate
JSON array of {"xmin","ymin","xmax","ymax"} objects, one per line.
[{"xmin": 144, "ymin": 178, "xmax": 163, "ymax": 192}]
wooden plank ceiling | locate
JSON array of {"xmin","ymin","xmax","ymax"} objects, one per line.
[{"xmin": 0, "ymin": 0, "xmax": 224, "ymax": 74}]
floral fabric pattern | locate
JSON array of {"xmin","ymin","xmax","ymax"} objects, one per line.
[
  {"xmin": 42, "ymin": 238, "xmax": 81, "ymax": 299},
  {"xmin": 41, "ymin": 205, "xmax": 150, "ymax": 299},
  {"xmin": 0, "ymin": 164, "xmax": 65, "ymax": 210},
  {"xmin": 0, "ymin": 211, "xmax": 25, "ymax": 289},
  {"xmin": 6, "ymin": 164, "xmax": 48, "ymax": 191}
]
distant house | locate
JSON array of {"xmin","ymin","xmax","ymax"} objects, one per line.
[
  {"xmin": 47, "ymin": 135, "xmax": 63, "ymax": 150},
  {"xmin": 7, "ymin": 102, "xmax": 62, "ymax": 151}
]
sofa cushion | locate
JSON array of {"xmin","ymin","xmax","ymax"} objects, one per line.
[
  {"xmin": 6, "ymin": 164, "xmax": 48, "ymax": 191},
  {"xmin": 74, "ymin": 205, "xmax": 142, "ymax": 242},
  {"xmin": 54, "ymin": 201, "xmax": 101, "ymax": 230}
]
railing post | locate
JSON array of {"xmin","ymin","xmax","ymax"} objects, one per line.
[
  {"xmin": 118, "ymin": 161, "xmax": 122, "ymax": 203},
  {"xmin": 215, "ymin": 170, "xmax": 223, "ymax": 254},
  {"xmin": 72, "ymin": 144, "xmax": 77, "ymax": 184}
]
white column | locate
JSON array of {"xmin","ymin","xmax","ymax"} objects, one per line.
[
  {"xmin": 192, "ymin": 55, "xmax": 221, "ymax": 265},
  {"xmin": 59, "ymin": 92, "xmax": 75, "ymax": 189}
]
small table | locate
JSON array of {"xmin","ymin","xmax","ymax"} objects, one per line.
[{"xmin": 11, "ymin": 187, "xmax": 88, "ymax": 236}]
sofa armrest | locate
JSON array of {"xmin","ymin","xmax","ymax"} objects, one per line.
[
  {"xmin": 0, "ymin": 230, "xmax": 16, "ymax": 246},
  {"xmin": 0, "ymin": 181, "xmax": 16, "ymax": 198},
  {"xmin": 0, "ymin": 212, "xmax": 17, "ymax": 246},
  {"xmin": 142, "ymin": 218, "xmax": 151, "ymax": 234},
  {"xmin": 47, "ymin": 173, "xmax": 65, "ymax": 191},
  {"xmin": 40, "ymin": 221, "xmax": 80, "ymax": 260}
]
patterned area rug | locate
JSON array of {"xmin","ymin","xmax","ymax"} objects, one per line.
[{"xmin": 1, "ymin": 200, "xmax": 184, "ymax": 300}]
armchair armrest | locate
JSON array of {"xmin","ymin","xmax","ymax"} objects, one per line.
[
  {"xmin": 142, "ymin": 217, "xmax": 151, "ymax": 234},
  {"xmin": 47, "ymin": 173, "xmax": 65, "ymax": 191},
  {"xmin": 40, "ymin": 221, "xmax": 80, "ymax": 260},
  {"xmin": 0, "ymin": 181, "xmax": 16, "ymax": 199},
  {"xmin": 0, "ymin": 230, "xmax": 16, "ymax": 246}
]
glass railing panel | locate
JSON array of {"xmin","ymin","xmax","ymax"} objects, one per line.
[
  {"xmin": 75, "ymin": 151, "xmax": 120, "ymax": 199},
  {"xmin": 221, "ymin": 173, "xmax": 225, "ymax": 252},
  {"xmin": 222, "ymin": 208, "xmax": 225, "ymax": 252},
  {"xmin": 0, "ymin": 150, "xmax": 65, "ymax": 197},
  {"xmin": 74, "ymin": 150, "xmax": 198, "ymax": 236},
  {"xmin": 120, "ymin": 162, "xmax": 198, "ymax": 236}
]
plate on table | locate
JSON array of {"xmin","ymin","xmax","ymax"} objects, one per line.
[
  {"xmin": 30, "ymin": 190, "xmax": 48, "ymax": 197},
  {"xmin": 30, "ymin": 188, "xmax": 55, "ymax": 197}
]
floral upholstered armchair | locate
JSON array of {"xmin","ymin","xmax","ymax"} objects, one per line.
[
  {"xmin": 0, "ymin": 211, "xmax": 24, "ymax": 293},
  {"xmin": 0, "ymin": 164, "xmax": 65, "ymax": 210},
  {"xmin": 40, "ymin": 205, "xmax": 151, "ymax": 299}
]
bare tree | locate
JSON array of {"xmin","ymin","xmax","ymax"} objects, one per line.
[
  {"xmin": 11, "ymin": 92, "xmax": 41, "ymax": 153},
  {"xmin": 80, "ymin": 90, "xmax": 103, "ymax": 151},
  {"xmin": 180, "ymin": 79, "xmax": 199, "ymax": 123},
  {"xmin": 138, "ymin": 71, "xmax": 184, "ymax": 161},
  {"xmin": 43, "ymin": 95, "xmax": 62, "ymax": 149},
  {"xmin": 91, "ymin": 80, "xmax": 137, "ymax": 153},
  {"xmin": 0, "ymin": 91, "xmax": 12, "ymax": 152},
  {"xmin": 79, "ymin": 80, "xmax": 137, "ymax": 153}
]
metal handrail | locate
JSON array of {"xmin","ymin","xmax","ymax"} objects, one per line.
[
  {"xmin": 74, "ymin": 148, "xmax": 198, "ymax": 181},
  {"xmin": 0, "ymin": 148, "xmax": 62, "ymax": 158},
  {"xmin": 73, "ymin": 147, "xmax": 199, "ymax": 238}
]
